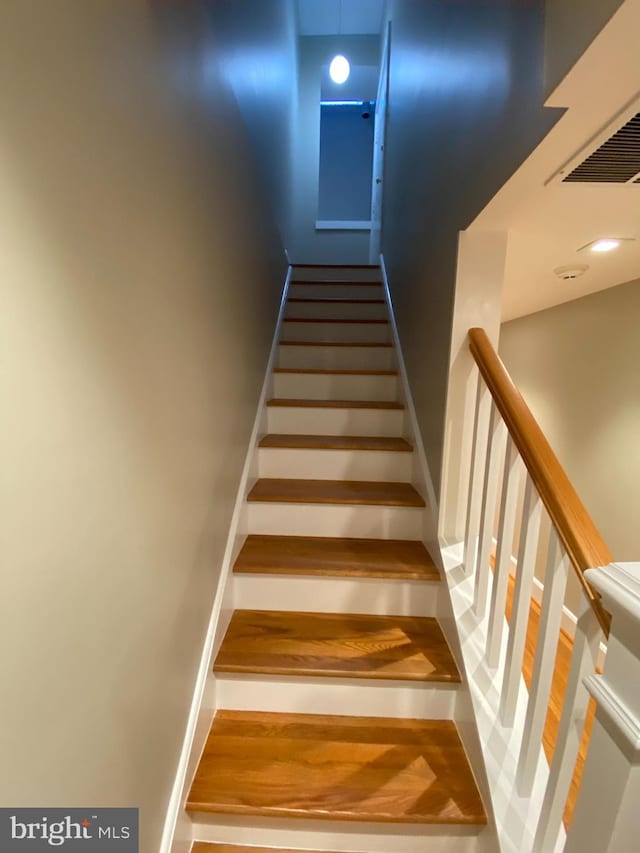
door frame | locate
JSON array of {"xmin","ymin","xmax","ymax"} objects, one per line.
[{"xmin": 369, "ymin": 20, "xmax": 391, "ymax": 263}]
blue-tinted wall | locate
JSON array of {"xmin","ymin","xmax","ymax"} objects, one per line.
[
  {"xmin": 318, "ymin": 104, "xmax": 374, "ymax": 222},
  {"xmin": 382, "ymin": 0, "xmax": 561, "ymax": 499}
]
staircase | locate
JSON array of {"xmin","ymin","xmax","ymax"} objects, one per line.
[{"xmin": 185, "ymin": 264, "xmax": 488, "ymax": 853}]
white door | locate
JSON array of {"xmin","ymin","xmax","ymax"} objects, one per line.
[{"xmin": 369, "ymin": 22, "xmax": 391, "ymax": 264}]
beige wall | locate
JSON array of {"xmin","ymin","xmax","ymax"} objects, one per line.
[
  {"xmin": 500, "ymin": 278, "xmax": 640, "ymax": 607},
  {"xmin": 544, "ymin": 0, "xmax": 624, "ymax": 94},
  {"xmin": 0, "ymin": 2, "xmax": 293, "ymax": 850},
  {"xmin": 382, "ymin": 0, "xmax": 560, "ymax": 505}
]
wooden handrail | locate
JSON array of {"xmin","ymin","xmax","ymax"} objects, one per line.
[{"xmin": 469, "ymin": 328, "xmax": 612, "ymax": 637}]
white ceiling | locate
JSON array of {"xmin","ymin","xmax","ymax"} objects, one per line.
[
  {"xmin": 297, "ymin": 0, "xmax": 385, "ymax": 36},
  {"xmin": 472, "ymin": 1, "xmax": 640, "ymax": 322}
]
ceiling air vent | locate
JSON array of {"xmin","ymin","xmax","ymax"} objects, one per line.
[{"xmin": 562, "ymin": 112, "xmax": 640, "ymax": 183}]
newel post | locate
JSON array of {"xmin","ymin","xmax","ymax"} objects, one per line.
[{"xmin": 565, "ymin": 563, "xmax": 640, "ymax": 853}]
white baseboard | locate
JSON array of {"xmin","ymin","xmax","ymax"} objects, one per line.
[{"xmin": 159, "ymin": 265, "xmax": 292, "ymax": 853}]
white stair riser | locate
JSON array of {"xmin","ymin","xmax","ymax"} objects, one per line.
[
  {"xmin": 247, "ymin": 501, "xmax": 423, "ymax": 539},
  {"xmin": 278, "ymin": 344, "xmax": 395, "ymax": 371},
  {"xmin": 267, "ymin": 406, "xmax": 405, "ymax": 436},
  {"xmin": 233, "ymin": 573, "xmax": 438, "ymax": 616},
  {"xmin": 192, "ymin": 817, "xmax": 487, "ymax": 853},
  {"xmin": 216, "ymin": 674, "xmax": 457, "ymax": 719},
  {"xmin": 281, "ymin": 321, "xmax": 390, "ymax": 343},
  {"xmin": 285, "ymin": 300, "xmax": 387, "ymax": 320},
  {"xmin": 273, "ymin": 372, "xmax": 398, "ymax": 401},
  {"xmin": 258, "ymin": 447, "xmax": 413, "ymax": 481}
]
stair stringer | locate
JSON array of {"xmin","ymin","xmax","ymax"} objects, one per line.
[
  {"xmin": 380, "ymin": 254, "xmax": 501, "ymax": 853},
  {"xmin": 439, "ymin": 543, "xmax": 563, "ymax": 853},
  {"xmin": 160, "ymin": 265, "xmax": 293, "ymax": 853}
]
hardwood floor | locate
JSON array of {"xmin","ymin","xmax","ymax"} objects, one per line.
[
  {"xmin": 215, "ymin": 610, "xmax": 460, "ymax": 683},
  {"xmin": 247, "ymin": 478, "xmax": 425, "ymax": 507},
  {"xmin": 233, "ymin": 535, "xmax": 440, "ymax": 580},
  {"xmin": 187, "ymin": 711, "xmax": 486, "ymax": 825},
  {"xmin": 505, "ymin": 575, "xmax": 597, "ymax": 828},
  {"xmin": 193, "ymin": 845, "xmax": 354, "ymax": 853}
]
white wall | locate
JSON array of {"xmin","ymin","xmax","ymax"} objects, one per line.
[
  {"xmin": 499, "ymin": 277, "xmax": 640, "ymax": 608},
  {"xmin": 291, "ymin": 35, "xmax": 381, "ymax": 263},
  {"xmin": 381, "ymin": 0, "xmax": 560, "ymax": 514},
  {"xmin": 440, "ymin": 230, "xmax": 508, "ymax": 541},
  {"xmin": 0, "ymin": 2, "xmax": 294, "ymax": 851}
]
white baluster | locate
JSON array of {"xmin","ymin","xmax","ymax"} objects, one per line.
[
  {"xmin": 474, "ymin": 401, "xmax": 507, "ymax": 619},
  {"xmin": 566, "ymin": 563, "xmax": 640, "ymax": 853},
  {"xmin": 500, "ymin": 477, "xmax": 543, "ymax": 725},
  {"xmin": 517, "ymin": 528, "xmax": 569, "ymax": 795},
  {"xmin": 532, "ymin": 601, "xmax": 601, "ymax": 852},
  {"xmin": 464, "ymin": 371, "xmax": 490, "ymax": 576},
  {"xmin": 486, "ymin": 436, "xmax": 523, "ymax": 667}
]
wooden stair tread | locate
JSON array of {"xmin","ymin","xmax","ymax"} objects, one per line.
[
  {"xmin": 288, "ymin": 297, "xmax": 385, "ymax": 304},
  {"xmin": 273, "ymin": 368, "xmax": 397, "ymax": 376},
  {"xmin": 187, "ymin": 710, "xmax": 486, "ymax": 824},
  {"xmin": 234, "ymin": 535, "xmax": 439, "ymax": 580},
  {"xmin": 279, "ymin": 340, "xmax": 392, "ymax": 348},
  {"xmin": 283, "ymin": 317, "xmax": 388, "ymax": 324},
  {"xmin": 215, "ymin": 610, "xmax": 460, "ymax": 683},
  {"xmin": 247, "ymin": 479, "xmax": 425, "ymax": 507},
  {"xmin": 267, "ymin": 398, "xmax": 403, "ymax": 409},
  {"xmin": 259, "ymin": 434, "xmax": 412, "ymax": 452}
]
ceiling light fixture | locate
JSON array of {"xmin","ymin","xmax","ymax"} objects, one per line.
[
  {"xmin": 590, "ymin": 238, "xmax": 621, "ymax": 253},
  {"xmin": 330, "ymin": 54, "xmax": 350, "ymax": 85},
  {"xmin": 577, "ymin": 237, "xmax": 636, "ymax": 254}
]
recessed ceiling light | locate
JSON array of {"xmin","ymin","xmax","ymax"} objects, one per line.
[
  {"xmin": 590, "ymin": 239, "xmax": 621, "ymax": 253},
  {"xmin": 329, "ymin": 55, "xmax": 350, "ymax": 85},
  {"xmin": 577, "ymin": 237, "xmax": 635, "ymax": 253}
]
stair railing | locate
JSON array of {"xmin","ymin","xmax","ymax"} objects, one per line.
[{"xmin": 463, "ymin": 327, "xmax": 639, "ymax": 851}]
